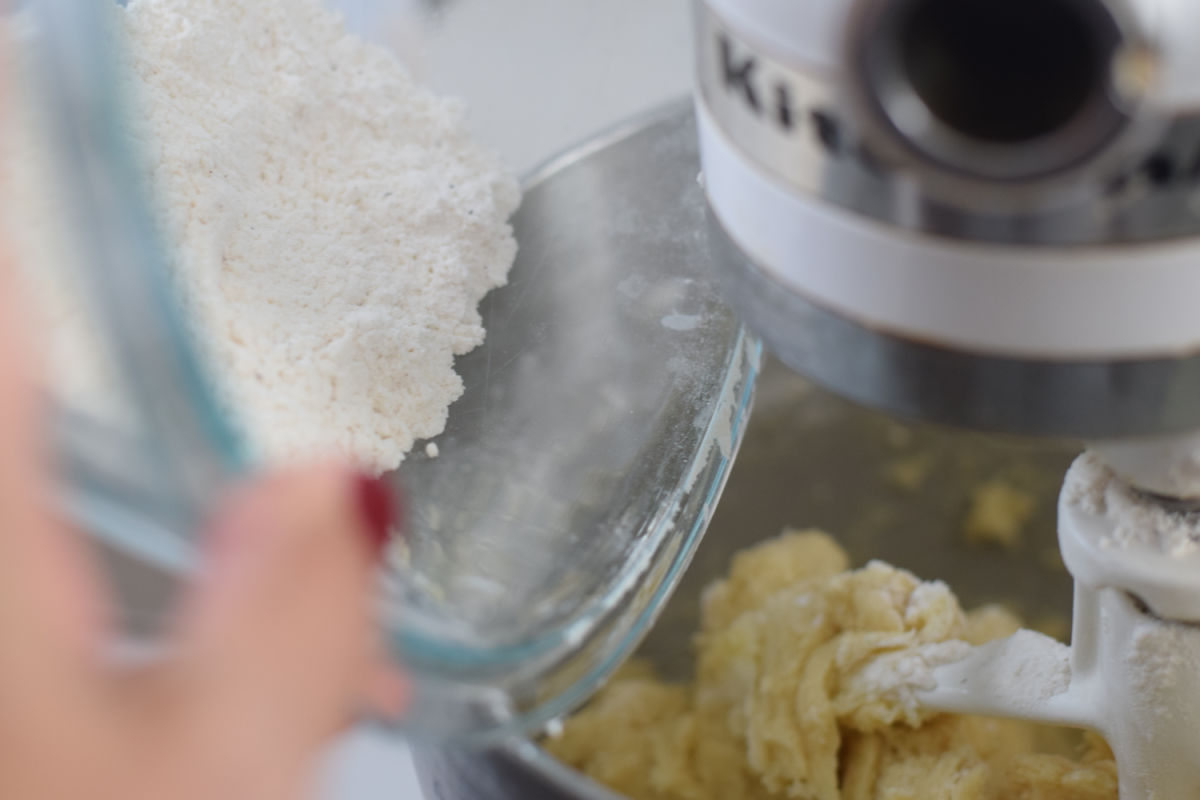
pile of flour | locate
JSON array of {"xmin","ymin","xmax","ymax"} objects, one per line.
[{"xmin": 5, "ymin": 0, "xmax": 520, "ymax": 473}]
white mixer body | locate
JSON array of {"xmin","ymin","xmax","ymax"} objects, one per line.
[
  {"xmin": 695, "ymin": 0, "xmax": 1200, "ymax": 440},
  {"xmin": 704, "ymin": 0, "xmax": 1200, "ymax": 110},
  {"xmin": 698, "ymin": 100, "xmax": 1200, "ymax": 359}
]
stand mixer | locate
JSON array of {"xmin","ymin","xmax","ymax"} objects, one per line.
[
  {"xmin": 21, "ymin": 0, "xmax": 1200, "ymax": 794},
  {"xmin": 697, "ymin": 0, "xmax": 1200, "ymax": 796}
]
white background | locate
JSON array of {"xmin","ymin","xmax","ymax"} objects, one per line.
[{"xmin": 319, "ymin": 1, "xmax": 692, "ymax": 797}]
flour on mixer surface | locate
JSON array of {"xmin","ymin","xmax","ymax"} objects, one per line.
[
  {"xmin": 5, "ymin": 0, "xmax": 520, "ymax": 473},
  {"xmin": 1127, "ymin": 620, "xmax": 1200, "ymax": 726},
  {"xmin": 1066, "ymin": 452, "xmax": 1200, "ymax": 558}
]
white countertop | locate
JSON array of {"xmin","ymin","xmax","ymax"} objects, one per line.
[
  {"xmin": 321, "ymin": 1, "xmax": 691, "ymax": 797},
  {"xmin": 319, "ymin": 729, "xmax": 422, "ymax": 800}
]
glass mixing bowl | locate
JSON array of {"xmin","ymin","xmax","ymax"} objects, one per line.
[{"xmin": 19, "ymin": 0, "xmax": 757, "ymax": 742}]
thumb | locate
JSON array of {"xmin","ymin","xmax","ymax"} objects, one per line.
[{"xmin": 173, "ymin": 466, "xmax": 398, "ymax": 755}]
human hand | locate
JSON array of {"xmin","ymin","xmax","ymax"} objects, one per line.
[{"xmin": 0, "ymin": 260, "xmax": 405, "ymax": 798}]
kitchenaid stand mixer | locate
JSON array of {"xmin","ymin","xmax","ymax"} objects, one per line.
[
  {"xmin": 698, "ymin": 0, "xmax": 1200, "ymax": 796},
  {"xmin": 25, "ymin": 0, "xmax": 1200, "ymax": 792}
]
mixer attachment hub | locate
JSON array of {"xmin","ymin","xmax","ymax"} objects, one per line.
[{"xmin": 919, "ymin": 452, "xmax": 1200, "ymax": 799}]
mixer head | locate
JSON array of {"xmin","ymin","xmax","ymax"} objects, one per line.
[
  {"xmin": 696, "ymin": 0, "xmax": 1200, "ymax": 442},
  {"xmin": 692, "ymin": 6, "xmax": 1200, "ymax": 794}
]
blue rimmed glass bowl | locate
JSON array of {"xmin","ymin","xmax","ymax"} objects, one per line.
[{"xmin": 29, "ymin": 0, "xmax": 757, "ymax": 742}]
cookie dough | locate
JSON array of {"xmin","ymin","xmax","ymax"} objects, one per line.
[
  {"xmin": 963, "ymin": 480, "xmax": 1037, "ymax": 550},
  {"xmin": 547, "ymin": 531, "xmax": 1116, "ymax": 800}
]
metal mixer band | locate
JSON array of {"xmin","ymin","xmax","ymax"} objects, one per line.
[
  {"xmin": 696, "ymin": 1, "xmax": 1200, "ymax": 247},
  {"xmin": 704, "ymin": 200, "xmax": 1200, "ymax": 438}
]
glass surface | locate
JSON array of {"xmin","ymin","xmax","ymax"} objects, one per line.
[
  {"xmin": 384, "ymin": 104, "xmax": 759, "ymax": 740},
  {"xmin": 24, "ymin": 0, "xmax": 246, "ymax": 573},
  {"xmin": 21, "ymin": 0, "xmax": 757, "ymax": 741}
]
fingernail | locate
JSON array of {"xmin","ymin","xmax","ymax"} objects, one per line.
[{"xmin": 354, "ymin": 473, "xmax": 398, "ymax": 558}]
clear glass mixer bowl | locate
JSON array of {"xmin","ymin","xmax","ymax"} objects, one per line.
[{"xmin": 19, "ymin": 0, "xmax": 758, "ymax": 742}]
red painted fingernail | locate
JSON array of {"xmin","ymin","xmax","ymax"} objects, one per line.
[{"xmin": 355, "ymin": 474, "xmax": 398, "ymax": 558}]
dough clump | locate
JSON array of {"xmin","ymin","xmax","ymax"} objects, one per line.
[
  {"xmin": 547, "ymin": 531, "xmax": 1116, "ymax": 800},
  {"xmin": 963, "ymin": 480, "xmax": 1037, "ymax": 550}
]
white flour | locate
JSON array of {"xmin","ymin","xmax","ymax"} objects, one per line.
[
  {"xmin": 1126, "ymin": 617, "xmax": 1200, "ymax": 743},
  {"xmin": 6, "ymin": 0, "xmax": 520, "ymax": 473},
  {"xmin": 843, "ymin": 638, "xmax": 972, "ymax": 715},
  {"xmin": 989, "ymin": 629, "xmax": 1072, "ymax": 705},
  {"xmin": 1065, "ymin": 451, "xmax": 1200, "ymax": 558}
]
